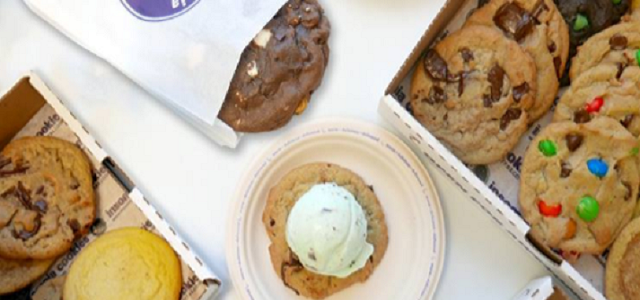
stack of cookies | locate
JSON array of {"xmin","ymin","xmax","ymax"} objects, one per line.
[
  {"xmin": 0, "ymin": 137, "xmax": 96, "ymax": 296},
  {"xmin": 411, "ymin": 0, "xmax": 570, "ymax": 164}
]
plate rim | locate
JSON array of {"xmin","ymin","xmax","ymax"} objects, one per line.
[{"xmin": 225, "ymin": 118, "xmax": 446, "ymax": 300}]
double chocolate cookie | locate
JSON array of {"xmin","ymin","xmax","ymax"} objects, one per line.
[
  {"xmin": 466, "ymin": 0, "xmax": 569, "ymax": 123},
  {"xmin": 555, "ymin": 0, "xmax": 630, "ymax": 62},
  {"xmin": 263, "ymin": 163, "xmax": 388, "ymax": 300},
  {"xmin": 411, "ymin": 25, "xmax": 537, "ymax": 165},
  {"xmin": 520, "ymin": 118, "xmax": 639, "ymax": 254},
  {"xmin": 570, "ymin": 22, "xmax": 640, "ymax": 81},
  {"xmin": 554, "ymin": 64, "xmax": 640, "ymax": 137},
  {"xmin": 218, "ymin": 0, "xmax": 331, "ymax": 133},
  {"xmin": 0, "ymin": 137, "xmax": 95, "ymax": 260}
]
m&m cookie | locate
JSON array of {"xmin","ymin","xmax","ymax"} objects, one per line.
[
  {"xmin": 519, "ymin": 118, "xmax": 639, "ymax": 254},
  {"xmin": 554, "ymin": 64, "xmax": 640, "ymax": 137}
]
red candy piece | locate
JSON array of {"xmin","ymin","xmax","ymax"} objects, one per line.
[
  {"xmin": 585, "ymin": 97, "xmax": 604, "ymax": 113},
  {"xmin": 538, "ymin": 200, "xmax": 562, "ymax": 217}
]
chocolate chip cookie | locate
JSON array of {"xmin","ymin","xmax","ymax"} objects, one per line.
[
  {"xmin": 605, "ymin": 217, "xmax": 640, "ymax": 300},
  {"xmin": 570, "ymin": 21, "xmax": 640, "ymax": 81},
  {"xmin": 411, "ymin": 25, "xmax": 537, "ymax": 165},
  {"xmin": 520, "ymin": 118, "xmax": 639, "ymax": 254},
  {"xmin": 0, "ymin": 257, "xmax": 55, "ymax": 295},
  {"xmin": 554, "ymin": 64, "xmax": 640, "ymax": 136},
  {"xmin": 0, "ymin": 137, "xmax": 95, "ymax": 260},
  {"xmin": 218, "ymin": 0, "xmax": 331, "ymax": 133},
  {"xmin": 466, "ymin": 0, "xmax": 569, "ymax": 123},
  {"xmin": 262, "ymin": 163, "xmax": 388, "ymax": 300},
  {"xmin": 555, "ymin": 0, "xmax": 629, "ymax": 63}
]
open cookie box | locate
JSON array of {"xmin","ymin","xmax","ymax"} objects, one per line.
[
  {"xmin": 0, "ymin": 73, "xmax": 221, "ymax": 299},
  {"xmin": 377, "ymin": 0, "xmax": 610, "ymax": 299}
]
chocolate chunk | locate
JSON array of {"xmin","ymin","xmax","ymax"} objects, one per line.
[
  {"xmin": 308, "ymin": 250, "xmax": 316, "ymax": 261},
  {"xmin": 616, "ymin": 63, "xmax": 626, "ymax": 79},
  {"xmin": 12, "ymin": 213, "xmax": 41, "ymax": 241},
  {"xmin": 553, "ymin": 57, "xmax": 562, "ymax": 77},
  {"xmin": 500, "ymin": 108, "xmax": 522, "ymax": 130},
  {"xmin": 460, "ymin": 47, "xmax": 474, "ymax": 62},
  {"xmin": 565, "ymin": 133, "xmax": 583, "ymax": 151},
  {"xmin": 270, "ymin": 219, "xmax": 275, "ymax": 227},
  {"xmin": 483, "ymin": 95, "xmax": 493, "ymax": 108},
  {"xmin": 426, "ymin": 86, "xmax": 447, "ymax": 104},
  {"xmin": 512, "ymin": 83, "xmax": 530, "ymax": 103},
  {"xmin": 68, "ymin": 219, "xmax": 81, "ymax": 234},
  {"xmin": 623, "ymin": 182, "xmax": 632, "ymax": 201},
  {"xmin": 35, "ymin": 186, "xmax": 44, "ymax": 195},
  {"xmin": 493, "ymin": 2, "xmax": 535, "ymax": 42},
  {"xmin": 609, "ymin": 34, "xmax": 628, "ymax": 50},
  {"xmin": 0, "ymin": 166, "xmax": 29, "ymax": 178},
  {"xmin": 548, "ymin": 42, "xmax": 557, "ymax": 53},
  {"xmin": 488, "ymin": 65, "xmax": 505, "ymax": 102},
  {"xmin": 0, "ymin": 186, "xmax": 16, "ymax": 198},
  {"xmin": 621, "ymin": 115, "xmax": 634, "ymax": 128},
  {"xmin": 33, "ymin": 199, "xmax": 47, "ymax": 213},
  {"xmin": 458, "ymin": 72, "xmax": 468, "ymax": 97},
  {"xmin": 573, "ymin": 109, "xmax": 591, "ymax": 123},
  {"xmin": 70, "ymin": 182, "xmax": 80, "ymax": 190},
  {"xmin": 532, "ymin": 0, "xmax": 549, "ymax": 22},
  {"xmin": 560, "ymin": 161, "xmax": 572, "ymax": 178},
  {"xmin": 15, "ymin": 182, "xmax": 32, "ymax": 210},
  {"xmin": 424, "ymin": 50, "xmax": 449, "ymax": 81}
]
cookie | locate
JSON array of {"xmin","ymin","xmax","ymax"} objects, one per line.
[
  {"xmin": 520, "ymin": 118, "xmax": 640, "ymax": 254},
  {"xmin": 570, "ymin": 21, "xmax": 640, "ymax": 81},
  {"xmin": 554, "ymin": 64, "xmax": 640, "ymax": 137},
  {"xmin": 631, "ymin": 0, "xmax": 640, "ymax": 21},
  {"xmin": 410, "ymin": 25, "xmax": 537, "ymax": 165},
  {"xmin": 0, "ymin": 257, "xmax": 55, "ymax": 295},
  {"xmin": 218, "ymin": 0, "xmax": 331, "ymax": 132},
  {"xmin": 466, "ymin": 0, "xmax": 568, "ymax": 122},
  {"xmin": 64, "ymin": 228, "xmax": 182, "ymax": 300},
  {"xmin": 32, "ymin": 275, "xmax": 65, "ymax": 300},
  {"xmin": 262, "ymin": 163, "xmax": 388, "ymax": 300},
  {"xmin": 555, "ymin": 0, "xmax": 629, "ymax": 61},
  {"xmin": 0, "ymin": 137, "xmax": 95, "ymax": 260},
  {"xmin": 605, "ymin": 217, "xmax": 640, "ymax": 300}
]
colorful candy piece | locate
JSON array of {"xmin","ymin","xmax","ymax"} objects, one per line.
[
  {"xmin": 538, "ymin": 200, "xmax": 562, "ymax": 217},
  {"xmin": 636, "ymin": 49, "xmax": 640, "ymax": 67},
  {"xmin": 574, "ymin": 14, "xmax": 589, "ymax": 31},
  {"xmin": 613, "ymin": 0, "xmax": 622, "ymax": 4},
  {"xmin": 585, "ymin": 97, "xmax": 604, "ymax": 113},
  {"xmin": 632, "ymin": 147, "xmax": 640, "ymax": 156},
  {"xmin": 587, "ymin": 158, "xmax": 608, "ymax": 178},
  {"xmin": 577, "ymin": 196, "xmax": 600, "ymax": 222},
  {"xmin": 538, "ymin": 140, "xmax": 557, "ymax": 157}
]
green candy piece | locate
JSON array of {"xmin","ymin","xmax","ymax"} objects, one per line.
[
  {"xmin": 636, "ymin": 49, "xmax": 640, "ymax": 67},
  {"xmin": 632, "ymin": 147, "xmax": 640, "ymax": 156},
  {"xmin": 577, "ymin": 196, "xmax": 600, "ymax": 222},
  {"xmin": 613, "ymin": 0, "xmax": 622, "ymax": 4},
  {"xmin": 538, "ymin": 140, "xmax": 557, "ymax": 157},
  {"xmin": 574, "ymin": 14, "xmax": 589, "ymax": 31}
]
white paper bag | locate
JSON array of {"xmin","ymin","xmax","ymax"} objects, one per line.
[{"xmin": 24, "ymin": 0, "xmax": 288, "ymax": 147}]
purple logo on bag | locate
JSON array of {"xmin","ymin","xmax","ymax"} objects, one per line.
[{"xmin": 121, "ymin": 0, "xmax": 201, "ymax": 22}]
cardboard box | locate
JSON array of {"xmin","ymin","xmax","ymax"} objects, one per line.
[
  {"xmin": 377, "ymin": 0, "xmax": 611, "ymax": 299},
  {"xmin": 0, "ymin": 74, "xmax": 221, "ymax": 299}
]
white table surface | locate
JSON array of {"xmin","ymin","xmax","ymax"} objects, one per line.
[{"xmin": 0, "ymin": 0, "xmax": 555, "ymax": 299}]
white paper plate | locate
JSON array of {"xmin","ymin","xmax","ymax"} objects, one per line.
[{"xmin": 226, "ymin": 118, "xmax": 445, "ymax": 300}]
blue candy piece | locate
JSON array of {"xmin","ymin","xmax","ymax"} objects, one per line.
[{"xmin": 587, "ymin": 159, "xmax": 608, "ymax": 178}]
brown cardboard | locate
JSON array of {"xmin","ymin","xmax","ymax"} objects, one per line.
[{"xmin": 0, "ymin": 75, "xmax": 220, "ymax": 300}]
